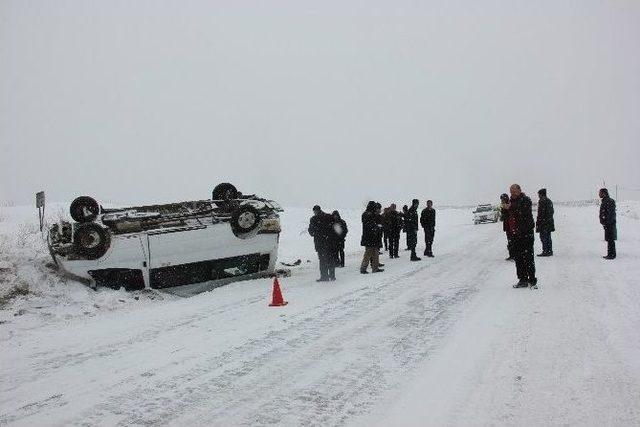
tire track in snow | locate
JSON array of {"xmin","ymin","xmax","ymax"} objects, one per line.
[{"xmin": 59, "ymin": 227, "xmax": 500, "ymax": 426}]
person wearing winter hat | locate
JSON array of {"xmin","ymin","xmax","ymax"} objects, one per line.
[
  {"xmin": 599, "ymin": 188, "xmax": 617, "ymax": 259},
  {"xmin": 536, "ymin": 188, "xmax": 555, "ymax": 256},
  {"xmin": 500, "ymin": 193, "xmax": 516, "ymax": 260},
  {"xmin": 360, "ymin": 201, "xmax": 385, "ymax": 273},
  {"xmin": 308, "ymin": 205, "xmax": 336, "ymax": 281}
]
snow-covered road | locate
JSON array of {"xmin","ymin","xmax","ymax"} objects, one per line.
[{"xmin": 1, "ymin": 204, "xmax": 639, "ymax": 426}]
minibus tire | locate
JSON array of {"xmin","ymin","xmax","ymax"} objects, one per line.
[{"xmin": 70, "ymin": 196, "xmax": 100, "ymax": 223}]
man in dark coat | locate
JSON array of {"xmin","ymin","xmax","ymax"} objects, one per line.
[
  {"xmin": 507, "ymin": 184, "xmax": 537, "ymax": 288},
  {"xmin": 331, "ymin": 210, "xmax": 348, "ymax": 267},
  {"xmin": 599, "ymin": 188, "xmax": 617, "ymax": 259},
  {"xmin": 386, "ymin": 204, "xmax": 403, "ymax": 259},
  {"xmin": 420, "ymin": 200, "xmax": 436, "ymax": 257},
  {"xmin": 381, "ymin": 207, "xmax": 390, "ymax": 252},
  {"xmin": 500, "ymin": 193, "xmax": 516, "ymax": 261},
  {"xmin": 536, "ymin": 188, "xmax": 555, "ymax": 256},
  {"xmin": 375, "ymin": 203, "xmax": 385, "ymax": 258},
  {"xmin": 308, "ymin": 205, "xmax": 336, "ymax": 281},
  {"xmin": 401, "ymin": 205, "xmax": 410, "ymax": 250},
  {"xmin": 360, "ymin": 201, "xmax": 385, "ymax": 274},
  {"xmin": 406, "ymin": 199, "xmax": 421, "ymax": 261}
]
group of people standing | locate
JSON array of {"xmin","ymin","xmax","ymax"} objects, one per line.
[
  {"xmin": 360, "ymin": 199, "xmax": 436, "ymax": 274},
  {"xmin": 308, "ymin": 199, "xmax": 437, "ymax": 280},
  {"xmin": 500, "ymin": 184, "xmax": 618, "ymax": 290},
  {"xmin": 310, "ymin": 185, "xmax": 617, "ymax": 285},
  {"xmin": 307, "ymin": 206, "xmax": 348, "ymax": 282}
]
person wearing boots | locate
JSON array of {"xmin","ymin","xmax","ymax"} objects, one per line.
[
  {"xmin": 331, "ymin": 210, "xmax": 348, "ymax": 267},
  {"xmin": 420, "ymin": 200, "xmax": 436, "ymax": 257},
  {"xmin": 375, "ymin": 202, "xmax": 385, "ymax": 259},
  {"xmin": 361, "ymin": 201, "xmax": 385, "ymax": 274},
  {"xmin": 382, "ymin": 206, "xmax": 390, "ymax": 252},
  {"xmin": 402, "ymin": 205, "xmax": 409, "ymax": 251},
  {"xmin": 599, "ymin": 188, "xmax": 617, "ymax": 259},
  {"xmin": 308, "ymin": 205, "xmax": 336, "ymax": 281},
  {"xmin": 406, "ymin": 199, "xmax": 421, "ymax": 261},
  {"xmin": 500, "ymin": 193, "xmax": 516, "ymax": 261},
  {"xmin": 536, "ymin": 188, "xmax": 555, "ymax": 256},
  {"xmin": 507, "ymin": 184, "xmax": 537, "ymax": 288},
  {"xmin": 387, "ymin": 204, "xmax": 403, "ymax": 259}
]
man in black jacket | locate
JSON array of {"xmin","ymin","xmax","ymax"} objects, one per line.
[
  {"xmin": 331, "ymin": 210, "xmax": 348, "ymax": 267},
  {"xmin": 308, "ymin": 205, "xmax": 336, "ymax": 281},
  {"xmin": 360, "ymin": 201, "xmax": 385, "ymax": 274},
  {"xmin": 420, "ymin": 200, "xmax": 436, "ymax": 257},
  {"xmin": 386, "ymin": 204, "xmax": 403, "ymax": 259},
  {"xmin": 406, "ymin": 199, "xmax": 421, "ymax": 261},
  {"xmin": 507, "ymin": 184, "xmax": 537, "ymax": 288},
  {"xmin": 401, "ymin": 205, "xmax": 410, "ymax": 250},
  {"xmin": 500, "ymin": 193, "xmax": 516, "ymax": 261},
  {"xmin": 536, "ymin": 188, "xmax": 555, "ymax": 256},
  {"xmin": 599, "ymin": 188, "xmax": 617, "ymax": 259}
]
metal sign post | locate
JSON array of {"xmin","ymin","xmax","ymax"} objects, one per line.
[{"xmin": 36, "ymin": 191, "xmax": 45, "ymax": 231}]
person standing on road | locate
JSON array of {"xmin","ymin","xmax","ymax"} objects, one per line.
[
  {"xmin": 406, "ymin": 199, "xmax": 421, "ymax": 261},
  {"xmin": 401, "ymin": 205, "xmax": 409, "ymax": 251},
  {"xmin": 387, "ymin": 204, "xmax": 403, "ymax": 259},
  {"xmin": 500, "ymin": 193, "xmax": 516, "ymax": 261},
  {"xmin": 382, "ymin": 206, "xmax": 390, "ymax": 252},
  {"xmin": 308, "ymin": 205, "xmax": 336, "ymax": 282},
  {"xmin": 361, "ymin": 201, "xmax": 385, "ymax": 274},
  {"xmin": 332, "ymin": 210, "xmax": 348, "ymax": 267},
  {"xmin": 420, "ymin": 200, "xmax": 436, "ymax": 257},
  {"xmin": 507, "ymin": 184, "xmax": 537, "ymax": 288},
  {"xmin": 599, "ymin": 188, "xmax": 617, "ymax": 259},
  {"xmin": 536, "ymin": 188, "xmax": 555, "ymax": 256}
]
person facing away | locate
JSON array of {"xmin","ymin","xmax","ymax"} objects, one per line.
[
  {"xmin": 331, "ymin": 210, "xmax": 348, "ymax": 267},
  {"xmin": 405, "ymin": 199, "xmax": 421, "ymax": 261},
  {"xmin": 381, "ymin": 206, "xmax": 391, "ymax": 252},
  {"xmin": 507, "ymin": 184, "xmax": 537, "ymax": 288},
  {"xmin": 375, "ymin": 202, "xmax": 385, "ymax": 258},
  {"xmin": 360, "ymin": 201, "xmax": 385, "ymax": 274},
  {"xmin": 420, "ymin": 200, "xmax": 436, "ymax": 257},
  {"xmin": 386, "ymin": 203, "xmax": 403, "ymax": 259},
  {"xmin": 535, "ymin": 188, "xmax": 555, "ymax": 256},
  {"xmin": 308, "ymin": 205, "xmax": 336, "ymax": 282},
  {"xmin": 599, "ymin": 188, "xmax": 617, "ymax": 259},
  {"xmin": 500, "ymin": 193, "xmax": 516, "ymax": 261}
]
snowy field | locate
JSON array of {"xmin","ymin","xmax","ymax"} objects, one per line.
[{"xmin": 1, "ymin": 202, "xmax": 639, "ymax": 426}]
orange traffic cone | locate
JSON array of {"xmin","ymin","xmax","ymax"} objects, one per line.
[{"xmin": 269, "ymin": 277, "xmax": 288, "ymax": 307}]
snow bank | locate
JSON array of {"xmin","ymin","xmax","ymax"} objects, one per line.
[{"xmin": 0, "ymin": 204, "xmax": 174, "ymax": 340}]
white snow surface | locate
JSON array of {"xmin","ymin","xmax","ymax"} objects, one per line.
[{"xmin": 1, "ymin": 202, "xmax": 639, "ymax": 426}]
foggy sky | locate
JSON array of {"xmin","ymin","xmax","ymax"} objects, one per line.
[{"xmin": 2, "ymin": 0, "xmax": 639, "ymax": 209}]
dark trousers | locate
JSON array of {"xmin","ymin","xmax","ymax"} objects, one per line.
[
  {"xmin": 336, "ymin": 241, "xmax": 345, "ymax": 267},
  {"xmin": 506, "ymin": 233, "xmax": 516, "ymax": 258},
  {"xmin": 388, "ymin": 231, "xmax": 400, "ymax": 257},
  {"xmin": 383, "ymin": 230, "xmax": 388, "ymax": 251},
  {"xmin": 318, "ymin": 250, "xmax": 336, "ymax": 280},
  {"xmin": 407, "ymin": 230, "xmax": 418, "ymax": 258},
  {"xmin": 513, "ymin": 235, "xmax": 536, "ymax": 283},
  {"xmin": 539, "ymin": 231, "xmax": 553, "ymax": 254},
  {"xmin": 423, "ymin": 227, "xmax": 435, "ymax": 255},
  {"xmin": 604, "ymin": 225, "xmax": 617, "ymax": 257}
]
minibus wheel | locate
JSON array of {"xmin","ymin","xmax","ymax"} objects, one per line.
[
  {"xmin": 70, "ymin": 196, "xmax": 100, "ymax": 223},
  {"xmin": 73, "ymin": 223, "xmax": 111, "ymax": 260},
  {"xmin": 230, "ymin": 205, "xmax": 261, "ymax": 237},
  {"xmin": 212, "ymin": 183, "xmax": 238, "ymax": 201}
]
